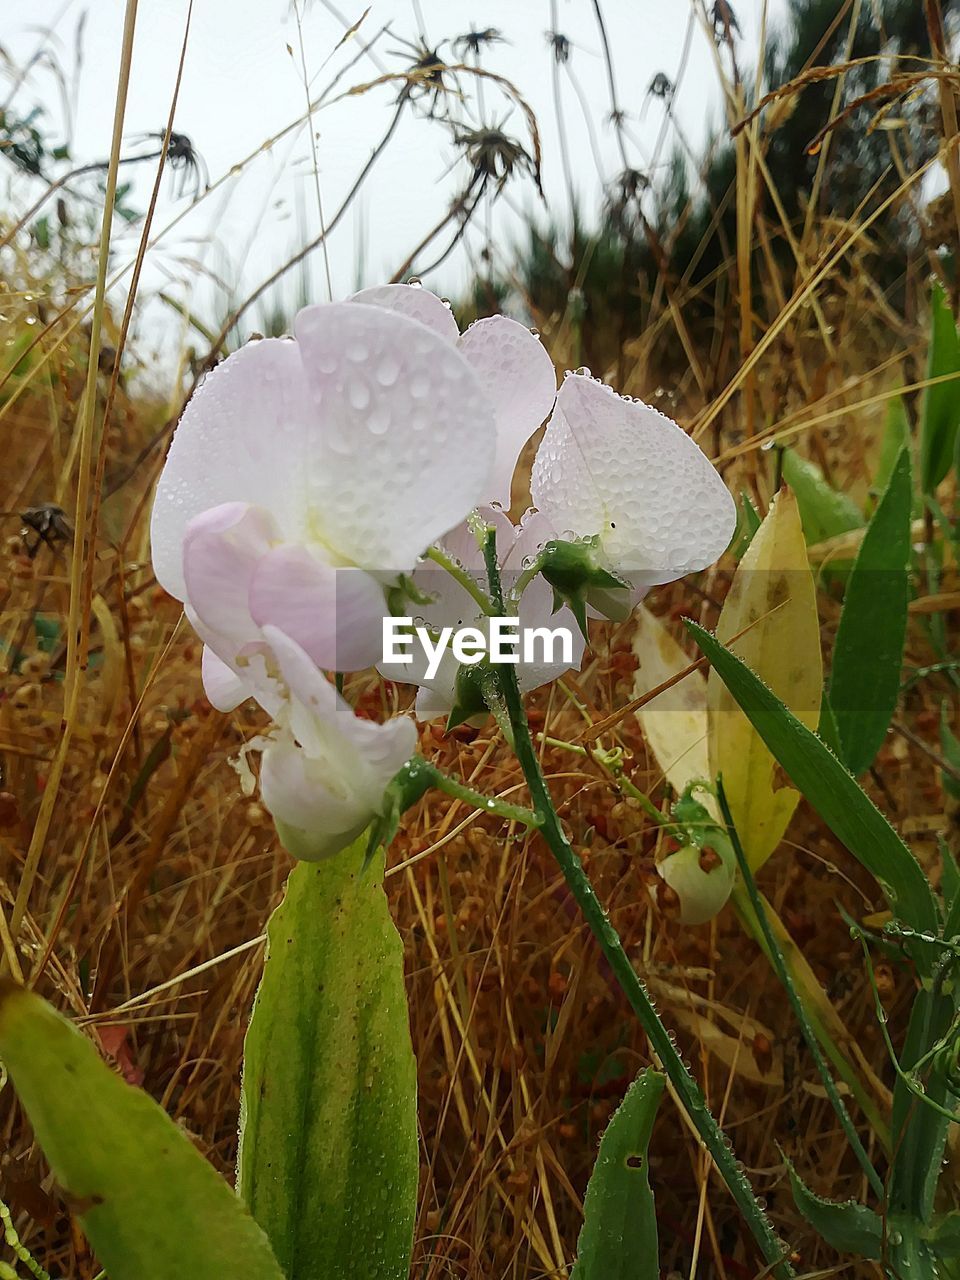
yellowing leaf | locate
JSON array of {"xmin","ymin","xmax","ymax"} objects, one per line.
[
  {"xmin": 631, "ymin": 605, "xmax": 710, "ymax": 800},
  {"xmin": 707, "ymin": 487, "xmax": 823, "ymax": 869}
]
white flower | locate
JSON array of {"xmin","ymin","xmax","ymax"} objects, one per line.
[
  {"xmin": 150, "ymin": 300, "xmax": 496, "ymax": 691},
  {"xmin": 350, "ymin": 284, "xmax": 557, "ymax": 509},
  {"xmin": 235, "ymin": 625, "xmax": 416, "ymax": 861},
  {"xmin": 531, "ymin": 372, "xmax": 736, "ymax": 603}
]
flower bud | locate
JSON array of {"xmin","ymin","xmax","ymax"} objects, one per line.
[
  {"xmin": 537, "ymin": 537, "xmax": 631, "ymax": 636},
  {"xmin": 656, "ymin": 784, "xmax": 736, "ymax": 925}
]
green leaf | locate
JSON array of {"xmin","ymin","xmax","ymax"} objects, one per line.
[
  {"xmin": 571, "ymin": 1069, "xmax": 664, "ymax": 1280},
  {"xmin": 873, "ymin": 396, "xmax": 911, "ymax": 501},
  {"xmin": 685, "ymin": 620, "xmax": 940, "ymax": 966},
  {"xmin": 729, "ymin": 490, "xmax": 762, "ymax": 560},
  {"xmin": 920, "ymin": 282, "xmax": 960, "ymax": 495},
  {"xmin": 817, "ymin": 693, "xmax": 842, "ymax": 757},
  {"xmin": 784, "ymin": 1155, "xmax": 882, "ymax": 1259},
  {"xmin": 780, "ymin": 448, "xmax": 863, "ymax": 545},
  {"xmin": 829, "ymin": 446, "xmax": 912, "ymax": 776},
  {"xmin": 0, "ymin": 982, "xmax": 285, "ymax": 1280},
  {"xmin": 237, "ymin": 840, "xmax": 418, "ymax": 1280}
]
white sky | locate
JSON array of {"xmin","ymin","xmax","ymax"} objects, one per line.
[{"xmin": 3, "ymin": 0, "xmax": 791, "ymax": 359}]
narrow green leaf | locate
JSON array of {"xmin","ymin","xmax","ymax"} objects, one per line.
[
  {"xmin": 784, "ymin": 1156, "xmax": 882, "ymax": 1259},
  {"xmin": 0, "ymin": 983, "xmax": 285, "ymax": 1280},
  {"xmin": 874, "ymin": 396, "xmax": 911, "ymax": 497},
  {"xmin": 238, "ymin": 840, "xmax": 418, "ymax": 1280},
  {"xmin": 571, "ymin": 1069, "xmax": 664, "ymax": 1280},
  {"xmin": 920, "ymin": 282, "xmax": 960, "ymax": 495},
  {"xmin": 780, "ymin": 448, "xmax": 863, "ymax": 545},
  {"xmin": 685, "ymin": 621, "xmax": 939, "ymax": 962},
  {"xmin": 729, "ymin": 490, "xmax": 762, "ymax": 560},
  {"xmin": 829, "ymin": 446, "xmax": 912, "ymax": 776}
]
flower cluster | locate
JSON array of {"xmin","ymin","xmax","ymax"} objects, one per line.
[{"xmin": 151, "ymin": 285, "xmax": 735, "ymax": 858}]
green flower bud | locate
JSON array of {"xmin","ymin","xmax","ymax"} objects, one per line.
[{"xmin": 537, "ymin": 537, "xmax": 631, "ymax": 637}]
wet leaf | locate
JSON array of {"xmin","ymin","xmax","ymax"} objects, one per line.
[
  {"xmin": 707, "ymin": 487, "xmax": 823, "ymax": 869},
  {"xmin": 0, "ymin": 983, "xmax": 285, "ymax": 1280},
  {"xmin": 237, "ymin": 839, "xmax": 418, "ymax": 1280},
  {"xmin": 780, "ymin": 449, "xmax": 863, "ymax": 545},
  {"xmin": 571, "ymin": 1069, "xmax": 664, "ymax": 1280}
]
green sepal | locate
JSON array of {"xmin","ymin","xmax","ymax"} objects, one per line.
[
  {"xmin": 539, "ymin": 537, "xmax": 631, "ymax": 636},
  {"xmin": 386, "ymin": 574, "xmax": 436, "ymax": 615},
  {"xmin": 364, "ymin": 756, "xmax": 436, "ymax": 868},
  {"xmin": 446, "ymin": 660, "xmax": 492, "ymax": 730}
]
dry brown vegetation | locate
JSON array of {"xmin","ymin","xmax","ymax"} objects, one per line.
[{"xmin": 2, "ymin": 2, "xmax": 960, "ymax": 1277}]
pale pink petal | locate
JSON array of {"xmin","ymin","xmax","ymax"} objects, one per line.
[
  {"xmin": 201, "ymin": 646, "xmax": 249, "ymax": 712},
  {"xmin": 182, "ymin": 502, "xmax": 277, "ymax": 643},
  {"xmin": 532, "ymin": 374, "xmax": 736, "ymax": 583},
  {"xmin": 260, "ymin": 737, "xmax": 368, "ymax": 847},
  {"xmin": 261, "ymin": 623, "xmax": 416, "ymax": 778},
  {"xmin": 255, "ymin": 623, "xmax": 417, "ymax": 857},
  {"xmin": 458, "ymin": 317, "xmax": 557, "ymax": 509},
  {"xmin": 414, "ymin": 684, "xmax": 454, "ymax": 723},
  {"xmin": 249, "ymin": 547, "xmax": 385, "ymax": 672},
  {"xmin": 350, "ymin": 284, "xmax": 461, "ymax": 345},
  {"xmin": 151, "ymin": 339, "xmax": 310, "ymax": 600},
  {"xmin": 185, "ymin": 604, "xmax": 284, "ymax": 720},
  {"xmin": 293, "ymin": 303, "xmax": 495, "ymax": 570}
]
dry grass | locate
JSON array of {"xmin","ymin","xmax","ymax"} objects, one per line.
[{"xmin": 2, "ymin": 3, "xmax": 960, "ymax": 1278}]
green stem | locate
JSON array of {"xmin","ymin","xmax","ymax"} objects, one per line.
[
  {"xmin": 480, "ymin": 528, "xmax": 793, "ymax": 1279},
  {"xmin": 509, "ymin": 554, "xmax": 544, "ymax": 605},
  {"xmin": 418, "ymin": 760, "xmax": 540, "ymax": 828},
  {"xmin": 717, "ymin": 782, "xmax": 884, "ymax": 1198},
  {"xmin": 424, "ymin": 546, "xmax": 493, "ymax": 615},
  {"xmin": 541, "ymin": 733, "xmax": 677, "ymax": 832}
]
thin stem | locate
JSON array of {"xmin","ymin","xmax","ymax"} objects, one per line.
[
  {"xmin": 418, "ymin": 760, "xmax": 540, "ymax": 828},
  {"xmin": 509, "ymin": 554, "xmax": 544, "ymax": 605},
  {"xmin": 480, "ymin": 528, "xmax": 793, "ymax": 1278},
  {"xmin": 856, "ymin": 929, "xmax": 960, "ymax": 1124},
  {"xmin": 542, "ymin": 732, "xmax": 675, "ymax": 832},
  {"xmin": 424, "ymin": 545, "xmax": 493, "ymax": 614},
  {"xmin": 717, "ymin": 782, "xmax": 884, "ymax": 1198}
]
